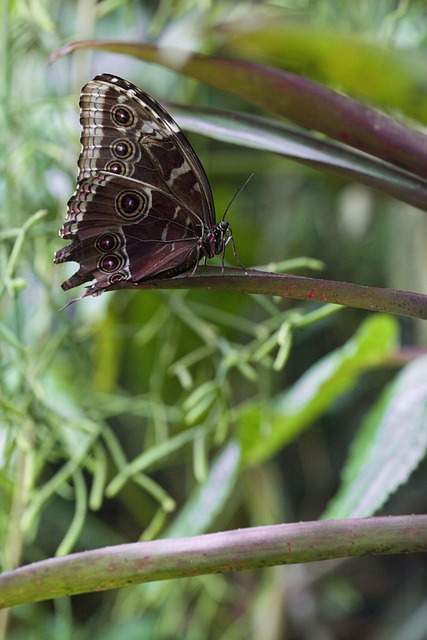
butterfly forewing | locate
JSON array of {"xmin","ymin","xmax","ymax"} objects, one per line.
[
  {"xmin": 78, "ymin": 75, "xmax": 215, "ymax": 222},
  {"xmin": 54, "ymin": 73, "xmax": 227, "ymax": 296}
]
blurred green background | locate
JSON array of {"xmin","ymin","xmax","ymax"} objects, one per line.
[{"xmin": 2, "ymin": 0, "xmax": 427, "ymax": 638}]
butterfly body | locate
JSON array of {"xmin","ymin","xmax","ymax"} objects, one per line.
[{"xmin": 55, "ymin": 74, "xmax": 231, "ymax": 296}]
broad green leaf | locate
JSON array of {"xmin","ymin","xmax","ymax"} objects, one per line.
[
  {"xmin": 324, "ymin": 355, "xmax": 427, "ymax": 519},
  {"xmin": 239, "ymin": 314, "xmax": 399, "ymax": 466}
]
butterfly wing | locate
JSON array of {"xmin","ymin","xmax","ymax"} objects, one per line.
[{"xmin": 55, "ymin": 74, "xmax": 216, "ymax": 293}]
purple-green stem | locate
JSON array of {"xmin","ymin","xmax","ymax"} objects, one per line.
[
  {"xmin": 1, "ymin": 515, "xmax": 426, "ymax": 609},
  {"xmin": 97, "ymin": 268, "xmax": 427, "ymax": 321}
]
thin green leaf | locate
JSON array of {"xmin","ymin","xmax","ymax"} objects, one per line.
[
  {"xmin": 165, "ymin": 440, "xmax": 241, "ymax": 538},
  {"xmin": 106, "ymin": 426, "xmax": 203, "ymax": 496}
]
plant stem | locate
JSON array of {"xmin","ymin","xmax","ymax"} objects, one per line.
[{"xmin": 1, "ymin": 515, "xmax": 426, "ymax": 609}]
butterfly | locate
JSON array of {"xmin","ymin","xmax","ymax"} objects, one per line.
[{"xmin": 54, "ymin": 74, "xmax": 233, "ymax": 300}]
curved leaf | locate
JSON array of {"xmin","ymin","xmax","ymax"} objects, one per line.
[
  {"xmin": 174, "ymin": 107, "xmax": 427, "ymax": 211},
  {"xmin": 49, "ymin": 41, "xmax": 427, "ymax": 185}
]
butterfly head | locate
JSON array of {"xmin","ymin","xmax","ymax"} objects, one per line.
[{"xmin": 199, "ymin": 220, "xmax": 231, "ymax": 259}]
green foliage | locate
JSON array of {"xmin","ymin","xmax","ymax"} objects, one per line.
[
  {"xmin": 2, "ymin": 0, "xmax": 427, "ymax": 638},
  {"xmin": 238, "ymin": 314, "xmax": 400, "ymax": 466}
]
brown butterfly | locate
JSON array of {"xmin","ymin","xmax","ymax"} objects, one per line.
[{"xmin": 54, "ymin": 74, "xmax": 232, "ymax": 299}]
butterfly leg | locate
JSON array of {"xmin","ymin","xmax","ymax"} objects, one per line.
[{"xmin": 221, "ymin": 231, "xmax": 245, "ymax": 271}]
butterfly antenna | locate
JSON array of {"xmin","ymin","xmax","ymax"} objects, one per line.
[
  {"xmin": 220, "ymin": 174, "xmax": 253, "ymax": 271},
  {"xmin": 222, "ymin": 173, "xmax": 254, "ymax": 221}
]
